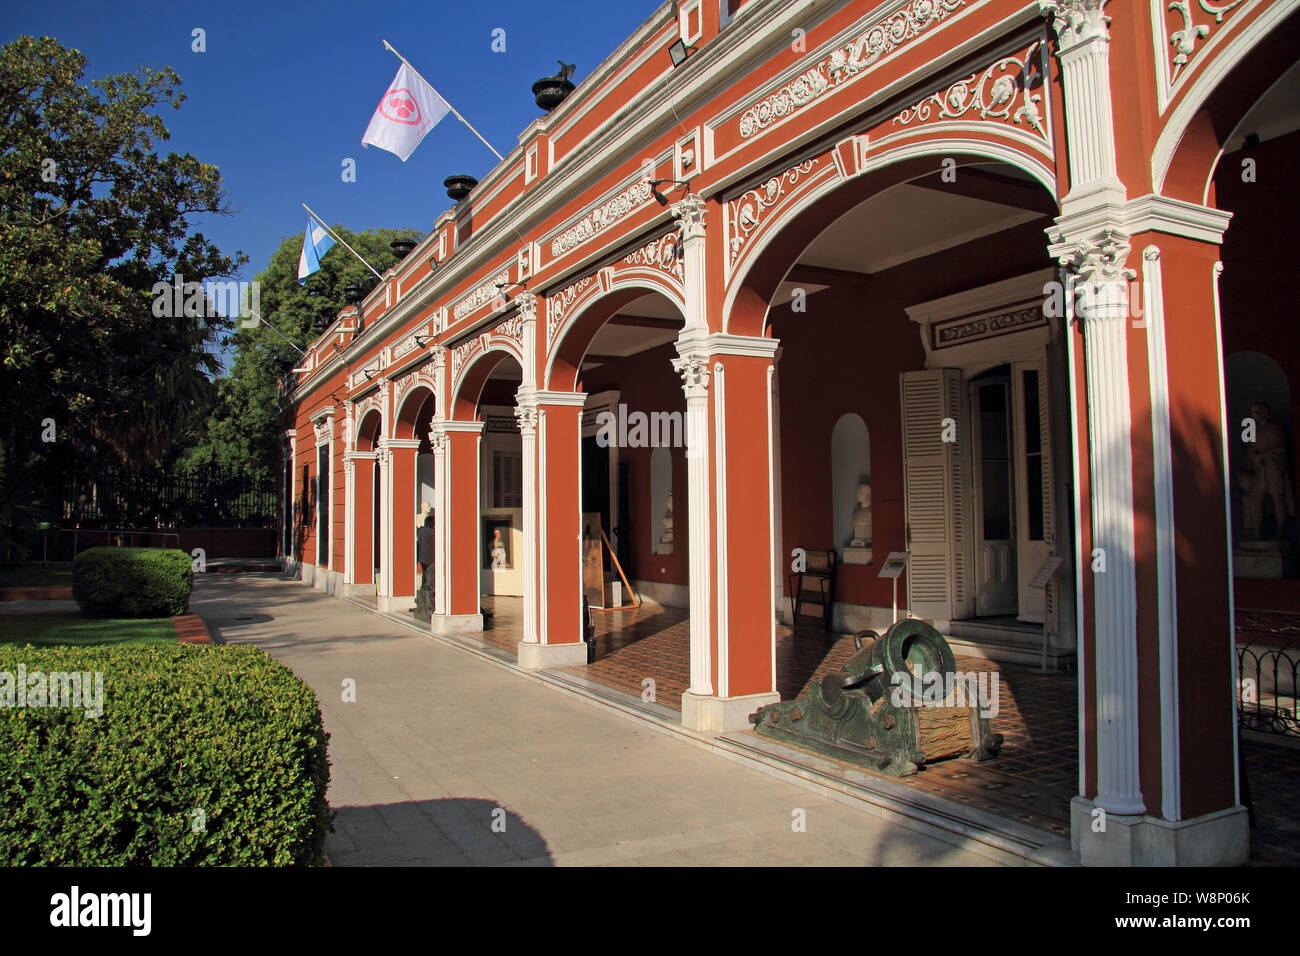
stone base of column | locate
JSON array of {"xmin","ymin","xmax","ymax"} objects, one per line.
[
  {"xmin": 430, "ymin": 612, "xmax": 484, "ymax": 634},
  {"xmin": 681, "ymin": 691, "xmax": 780, "ymax": 733},
  {"xmin": 1070, "ymin": 797, "xmax": 1249, "ymax": 866},
  {"xmin": 517, "ymin": 641, "xmax": 587, "ymax": 669},
  {"xmin": 343, "ymin": 583, "xmax": 377, "ymax": 599}
]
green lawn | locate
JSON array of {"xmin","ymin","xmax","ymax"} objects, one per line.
[
  {"xmin": 0, "ymin": 613, "xmax": 175, "ymax": 647},
  {"xmin": 0, "ymin": 563, "xmax": 74, "ymax": 588}
]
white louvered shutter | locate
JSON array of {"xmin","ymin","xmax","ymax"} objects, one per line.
[{"xmin": 900, "ymin": 369, "xmax": 966, "ymax": 622}]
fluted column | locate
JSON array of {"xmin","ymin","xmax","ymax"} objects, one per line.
[{"xmin": 673, "ymin": 343, "xmax": 713, "ymax": 700}]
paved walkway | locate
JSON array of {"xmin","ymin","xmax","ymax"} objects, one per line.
[{"xmin": 190, "ymin": 574, "xmax": 1000, "ymax": 867}]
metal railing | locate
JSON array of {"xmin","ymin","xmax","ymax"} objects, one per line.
[{"xmin": 1237, "ymin": 638, "xmax": 1300, "ymax": 738}]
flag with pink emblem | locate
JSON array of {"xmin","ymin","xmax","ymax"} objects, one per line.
[{"xmin": 361, "ymin": 62, "xmax": 451, "ymax": 162}]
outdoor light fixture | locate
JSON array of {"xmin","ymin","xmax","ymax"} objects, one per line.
[
  {"xmin": 428, "ymin": 256, "xmax": 439, "ymax": 273},
  {"xmin": 494, "ymin": 280, "xmax": 528, "ymax": 306},
  {"xmin": 413, "ymin": 334, "xmax": 431, "ymax": 347},
  {"xmin": 648, "ymin": 179, "xmax": 690, "ymax": 206},
  {"xmin": 362, "ymin": 363, "xmax": 379, "ymax": 380},
  {"xmin": 668, "ymin": 39, "xmax": 697, "ymax": 67}
]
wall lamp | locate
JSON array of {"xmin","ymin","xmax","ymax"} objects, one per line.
[
  {"xmin": 668, "ymin": 39, "xmax": 697, "ymax": 67},
  {"xmin": 413, "ymin": 334, "xmax": 432, "ymax": 347},
  {"xmin": 648, "ymin": 179, "xmax": 690, "ymax": 206},
  {"xmin": 494, "ymin": 280, "xmax": 528, "ymax": 306}
]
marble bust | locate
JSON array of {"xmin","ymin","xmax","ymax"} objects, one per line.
[{"xmin": 850, "ymin": 481, "xmax": 872, "ymax": 547}]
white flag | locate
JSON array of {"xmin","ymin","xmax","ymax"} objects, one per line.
[{"xmin": 361, "ymin": 63, "xmax": 451, "ymax": 162}]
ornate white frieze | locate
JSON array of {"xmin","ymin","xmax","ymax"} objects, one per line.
[
  {"xmin": 392, "ymin": 334, "xmax": 420, "ymax": 360},
  {"xmin": 737, "ymin": 0, "xmax": 965, "ymax": 140},
  {"xmin": 549, "ymin": 180, "xmax": 653, "ymax": 260},
  {"xmin": 933, "ymin": 304, "xmax": 1047, "ymax": 348},
  {"xmin": 392, "ymin": 364, "xmax": 436, "ymax": 416},
  {"xmin": 452, "ymin": 270, "xmax": 511, "ymax": 323},
  {"xmin": 726, "ymin": 159, "xmax": 818, "ymax": 263},
  {"xmin": 893, "ymin": 42, "xmax": 1050, "ymax": 143},
  {"xmin": 1154, "ymin": 0, "xmax": 1249, "ymax": 111},
  {"xmin": 623, "ymin": 232, "xmax": 684, "ymax": 281},
  {"xmin": 449, "ymin": 310, "xmax": 526, "ymax": 385},
  {"xmin": 546, "ymin": 275, "xmax": 597, "ymax": 346}
]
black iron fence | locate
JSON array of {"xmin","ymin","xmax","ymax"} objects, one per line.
[
  {"xmin": 1236, "ymin": 610, "xmax": 1300, "ymax": 738},
  {"xmin": 60, "ymin": 467, "xmax": 279, "ymax": 529}
]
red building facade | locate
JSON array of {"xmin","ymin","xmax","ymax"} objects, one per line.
[{"xmin": 282, "ymin": 0, "xmax": 1300, "ymax": 865}]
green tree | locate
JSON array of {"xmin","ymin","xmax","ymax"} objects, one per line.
[
  {"xmin": 179, "ymin": 227, "xmax": 420, "ymax": 482},
  {"xmin": 0, "ymin": 35, "xmax": 243, "ymax": 548}
]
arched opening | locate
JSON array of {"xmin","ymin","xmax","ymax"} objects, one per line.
[
  {"xmin": 546, "ymin": 285, "xmax": 691, "ymax": 705},
  {"xmin": 351, "ymin": 408, "xmax": 383, "ymax": 596},
  {"xmin": 731, "ymin": 152, "xmax": 1075, "ymax": 834},
  {"xmin": 389, "ymin": 385, "xmax": 436, "ymax": 613}
]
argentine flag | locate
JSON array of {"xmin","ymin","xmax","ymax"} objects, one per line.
[{"xmin": 298, "ymin": 219, "xmax": 336, "ymax": 284}]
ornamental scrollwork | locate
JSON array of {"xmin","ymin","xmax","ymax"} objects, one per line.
[
  {"xmin": 727, "ymin": 160, "xmax": 818, "ymax": 262},
  {"xmin": 546, "ymin": 275, "xmax": 596, "ymax": 346},
  {"xmin": 624, "ymin": 233, "xmax": 684, "ymax": 281},
  {"xmin": 893, "ymin": 43, "xmax": 1048, "ymax": 141},
  {"xmin": 738, "ymin": 0, "xmax": 965, "ymax": 139}
]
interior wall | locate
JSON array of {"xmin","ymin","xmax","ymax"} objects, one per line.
[
  {"xmin": 1217, "ymin": 129, "xmax": 1300, "ymax": 608},
  {"xmin": 769, "ymin": 218, "xmax": 1055, "ymax": 610},
  {"xmin": 579, "ymin": 341, "xmax": 689, "ymax": 595}
]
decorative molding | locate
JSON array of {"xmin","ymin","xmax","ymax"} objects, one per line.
[
  {"xmin": 737, "ymin": 0, "xmax": 966, "ymax": 140},
  {"xmin": 933, "ymin": 302, "xmax": 1046, "ymax": 348},
  {"xmin": 1158, "ymin": 0, "xmax": 1248, "ymax": 110},
  {"xmin": 514, "ymin": 404, "xmax": 538, "ymax": 436},
  {"xmin": 672, "ymin": 353, "xmax": 711, "ymax": 398},
  {"xmin": 452, "ymin": 270, "xmax": 511, "ymax": 323},
  {"xmin": 726, "ymin": 159, "xmax": 818, "ymax": 264},
  {"xmin": 449, "ymin": 311, "xmax": 527, "ymax": 387},
  {"xmin": 893, "ymin": 42, "xmax": 1049, "ymax": 142},
  {"xmin": 623, "ymin": 232, "xmax": 684, "ymax": 281},
  {"xmin": 546, "ymin": 275, "xmax": 597, "ymax": 346},
  {"xmin": 548, "ymin": 180, "xmax": 653, "ymax": 260},
  {"xmin": 1040, "ymin": 0, "xmax": 1112, "ymax": 48}
]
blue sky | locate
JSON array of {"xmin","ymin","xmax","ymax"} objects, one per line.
[{"xmin": 3, "ymin": 0, "xmax": 658, "ymax": 287}]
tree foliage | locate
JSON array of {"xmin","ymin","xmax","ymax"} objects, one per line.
[
  {"xmin": 0, "ymin": 35, "xmax": 243, "ymax": 545},
  {"xmin": 179, "ymin": 227, "xmax": 419, "ymax": 481}
]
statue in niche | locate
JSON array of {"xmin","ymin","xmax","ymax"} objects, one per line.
[
  {"xmin": 1241, "ymin": 401, "xmax": 1295, "ymax": 542},
  {"xmin": 850, "ymin": 481, "xmax": 872, "ymax": 548},
  {"xmin": 660, "ymin": 493, "xmax": 674, "ymax": 547}
]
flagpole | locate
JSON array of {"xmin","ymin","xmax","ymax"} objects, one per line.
[
  {"xmin": 301, "ymin": 203, "xmax": 385, "ymax": 281},
  {"xmin": 381, "ymin": 39, "xmax": 504, "ymax": 162}
]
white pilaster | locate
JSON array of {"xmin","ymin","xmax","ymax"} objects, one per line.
[
  {"xmin": 673, "ymin": 339, "xmax": 713, "ymax": 699},
  {"xmin": 1057, "ymin": 228, "xmax": 1145, "ymax": 816}
]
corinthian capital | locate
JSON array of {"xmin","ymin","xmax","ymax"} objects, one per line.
[
  {"xmin": 515, "ymin": 290, "xmax": 538, "ymax": 326},
  {"xmin": 1057, "ymin": 228, "xmax": 1135, "ymax": 323},
  {"xmin": 672, "ymin": 353, "xmax": 711, "ymax": 398},
  {"xmin": 513, "ymin": 404, "xmax": 538, "ymax": 436},
  {"xmin": 672, "ymin": 193, "xmax": 707, "ymax": 242},
  {"xmin": 1040, "ymin": 0, "xmax": 1111, "ymax": 49}
]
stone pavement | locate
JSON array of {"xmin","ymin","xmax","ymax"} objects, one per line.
[{"xmin": 190, "ymin": 574, "xmax": 1001, "ymax": 867}]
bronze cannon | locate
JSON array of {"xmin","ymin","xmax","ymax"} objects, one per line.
[{"xmin": 749, "ymin": 619, "xmax": 1003, "ymax": 776}]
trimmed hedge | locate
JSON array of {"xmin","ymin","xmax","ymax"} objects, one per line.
[
  {"xmin": 0, "ymin": 644, "xmax": 333, "ymax": 865},
  {"xmin": 73, "ymin": 547, "xmax": 193, "ymax": 618}
]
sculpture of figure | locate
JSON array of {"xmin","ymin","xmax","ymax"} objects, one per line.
[
  {"xmin": 490, "ymin": 527, "xmax": 507, "ymax": 569},
  {"xmin": 418, "ymin": 499, "xmax": 434, "ymax": 531},
  {"xmin": 1241, "ymin": 401, "xmax": 1295, "ymax": 541},
  {"xmin": 660, "ymin": 492, "xmax": 674, "ymax": 546},
  {"xmin": 850, "ymin": 481, "xmax": 872, "ymax": 547}
]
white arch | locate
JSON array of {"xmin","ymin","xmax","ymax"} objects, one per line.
[
  {"xmin": 1151, "ymin": 0, "xmax": 1299, "ymax": 199},
  {"xmin": 543, "ymin": 272, "xmax": 686, "ymax": 390},
  {"xmin": 722, "ymin": 135, "xmax": 1059, "ymax": 331},
  {"xmin": 451, "ymin": 342, "xmax": 526, "ymax": 417}
]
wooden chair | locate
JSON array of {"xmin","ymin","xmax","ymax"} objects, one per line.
[{"xmin": 788, "ymin": 548, "xmax": 836, "ymax": 630}]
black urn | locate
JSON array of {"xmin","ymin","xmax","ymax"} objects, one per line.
[
  {"xmin": 444, "ymin": 174, "xmax": 478, "ymax": 201},
  {"xmin": 390, "ymin": 238, "xmax": 417, "ymax": 260},
  {"xmin": 532, "ymin": 75, "xmax": 575, "ymax": 112}
]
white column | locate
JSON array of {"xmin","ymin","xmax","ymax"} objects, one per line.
[
  {"xmin": 1040, "ymin": 0, "xmax": 1125, "ymax": 212},
  {"xmin": 376, "ymin": 439, "xmax": 392, "ymax": 602},
  {"xmin": 342, "ymin": 400, "xmax": 355, "ymax": 586},
  {"xmin": 672, "ymin": 194, "xmax": 708, "ymax": 332},
  {"xmin": 428, "ymin": 424, "xmax": 448, "ymax": 617},
  {"xmin": 515, "ymin": 400, "xmax": 539, "ymax": 644},
  {"xmin": 673, "ymin": 342, "xmax": 713, "ymax": 697},
  {"xmin": 1062, "ymin": 229, "xmax": 1145, "ymax": 816}
]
